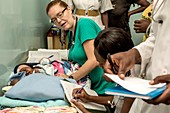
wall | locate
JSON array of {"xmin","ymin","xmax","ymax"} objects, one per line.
[
  {"xmin": 129, "ymin": 5, "xmax": 145, "ymax": 46},
  {"xmin": 129, "ymin": 0, "xmax": 151, "ymax": 46},
  {"xmin": 0, "ymin": 0, "xmax": 51, "ymax": 95}
]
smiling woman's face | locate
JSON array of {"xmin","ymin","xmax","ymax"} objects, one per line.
[{"xmin": 47, "ymin": 4, "xmax": 74, "ymax": 30}]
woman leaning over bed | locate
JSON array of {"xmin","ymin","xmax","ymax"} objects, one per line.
[{"xmin": 46, "ymin": 0, "xmax": 115, "ymax": 95}]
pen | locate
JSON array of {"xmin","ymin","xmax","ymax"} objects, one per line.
[
  {"xmin": 107, "ymin": 53, "xmax": 118, "ymax": 74},
  {"xmin": 73, "ymin": 83, "xmax": 86, "ymax": 99}
]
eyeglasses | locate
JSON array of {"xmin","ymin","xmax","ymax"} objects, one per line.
[{"xmin": 51, "ymin": 7, "xmax": 67, "ymax": 24}]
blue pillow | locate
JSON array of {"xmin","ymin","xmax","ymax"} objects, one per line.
[{"xmin": 5, "ymin": 73, "xmax": 74, "ymax": 102}]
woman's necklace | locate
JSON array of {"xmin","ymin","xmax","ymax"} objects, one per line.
[{"xmin": 68, "ymin": 17, "xmax": 78, "ymax": 49}]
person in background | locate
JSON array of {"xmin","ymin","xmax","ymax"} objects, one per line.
[
  {"xmin": 63, "ymin": 0, "xmax": 113, "ymax": 29},
  {"xmin": 104, "ymin": 0, "xmax": 170, "ymax": 112},
  {"xmin": 46, "ymin": 0, "xmax": 115, "ymax": 95},
  {"xmin": 108, "ymin": 0, "xmax": 150, "ymax": 38},
  {"xmin": 128, "ymin": 0, "xmax": 150, "ymax": 18},
  {"xmin": 71, "ymin": 27, "xmax": 134, "ymax": 113},
  {"xmin": 134, "ymin": 3, "xmax": 152, "ymax": 41}
]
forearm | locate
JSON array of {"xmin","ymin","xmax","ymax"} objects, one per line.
[
  {"xmin": 129, "ymin": 0, "xmax": 150, "ymax": 17},
  {"xmin": 71, "ymin": 40, "xmax": 99, "ymax": 81},
  {"xmin": 121, "ymin": 98, "xmax": 135, "ymax": 113},
  {"xmin": 101, "ymin": 12, "xmax": 108, "ymax": 28},
  {"xmin": 71, "ymin": 59, "xmax": 98, "ymax": 81},
  {"xmin": 129, "ymin": 7, "xmax": 146, "ymax": 16},
  {"xmin": 128, "ymin": 48, "xmax": 141, "ymax": 64},
  {"xmin": 79, "ymin": 107, "xmax": 91, "ymax": 113},
  {"xmin": 88, "ymin": 95, "xmax": 114, "ymax": 106}
]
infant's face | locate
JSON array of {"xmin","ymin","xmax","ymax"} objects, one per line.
[{"xmin": 18, "ymin": 65, "xmax": 33, "ymax": 76}]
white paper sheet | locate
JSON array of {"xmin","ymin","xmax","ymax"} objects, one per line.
[
  {"xmin": 105, "ymin": 73, "xmax": 166, "ymax": 95},
  {"xmin": 60, "ymin": 80, "xmax": 106, "ymax": 111}
]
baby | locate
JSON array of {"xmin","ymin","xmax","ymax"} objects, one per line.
[
  {"xmin": 9, "ymin": 58, "xmax": 63, "ymax": 85},
  {"xmin": 8, "ymin": 58, "xmax": 82, "ymax": 86}
]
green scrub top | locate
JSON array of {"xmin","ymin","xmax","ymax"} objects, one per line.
[{"xmin": 68, "ymin": 18, "xmax": 115, "ymax": 95}]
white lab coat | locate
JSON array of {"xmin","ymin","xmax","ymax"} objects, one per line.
[
  {"xmin": 130, "ymin": 0, "xmax": 170, "ymax": 112},
  {"xmin": 63, "ymin": 0, "xmax": 113, "ymax": 29}
]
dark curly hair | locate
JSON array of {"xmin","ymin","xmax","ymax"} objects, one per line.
[
  {"xmin": 13, "ymin": 63, "xmax": 38, "ymax": 74},
  {"xmin": 94, "ymin": 27, "xmax": 134, "ymax": 59}
]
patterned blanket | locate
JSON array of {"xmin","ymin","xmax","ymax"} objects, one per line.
[{"xmin": 0, "ymin": 106, "xmax": 77, "ymax": 113}]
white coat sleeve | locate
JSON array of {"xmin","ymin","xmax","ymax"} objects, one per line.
[
  {"xmin": 134, "ymin": 23, "xmax": 155, "ymax": 75},
  {"xmin": 100, "ymin": 0, "xmax": 113, "ymax": 13}
]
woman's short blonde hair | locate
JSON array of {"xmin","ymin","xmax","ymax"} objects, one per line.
[{"xmin": 46, "ymin": 0, "xmax": 68, "ymax": 14}]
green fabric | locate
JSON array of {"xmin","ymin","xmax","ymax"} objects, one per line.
[{"xmin": 68, "ymin": 18, "xmax": 115, "ymax": 95}]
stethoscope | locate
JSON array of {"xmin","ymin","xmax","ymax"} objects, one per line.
[{"xmin": 145, "ymin": 0, "xmax": 166, "ymax": 35}]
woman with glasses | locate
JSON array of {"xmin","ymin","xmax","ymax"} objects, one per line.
[
  {"xmin": 46, "ymin": 0, "xmax": 115, "ymax": 95},
  {"xmin": 62, "ymin": 0, "xmax": 113, "ymax": 29}
]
